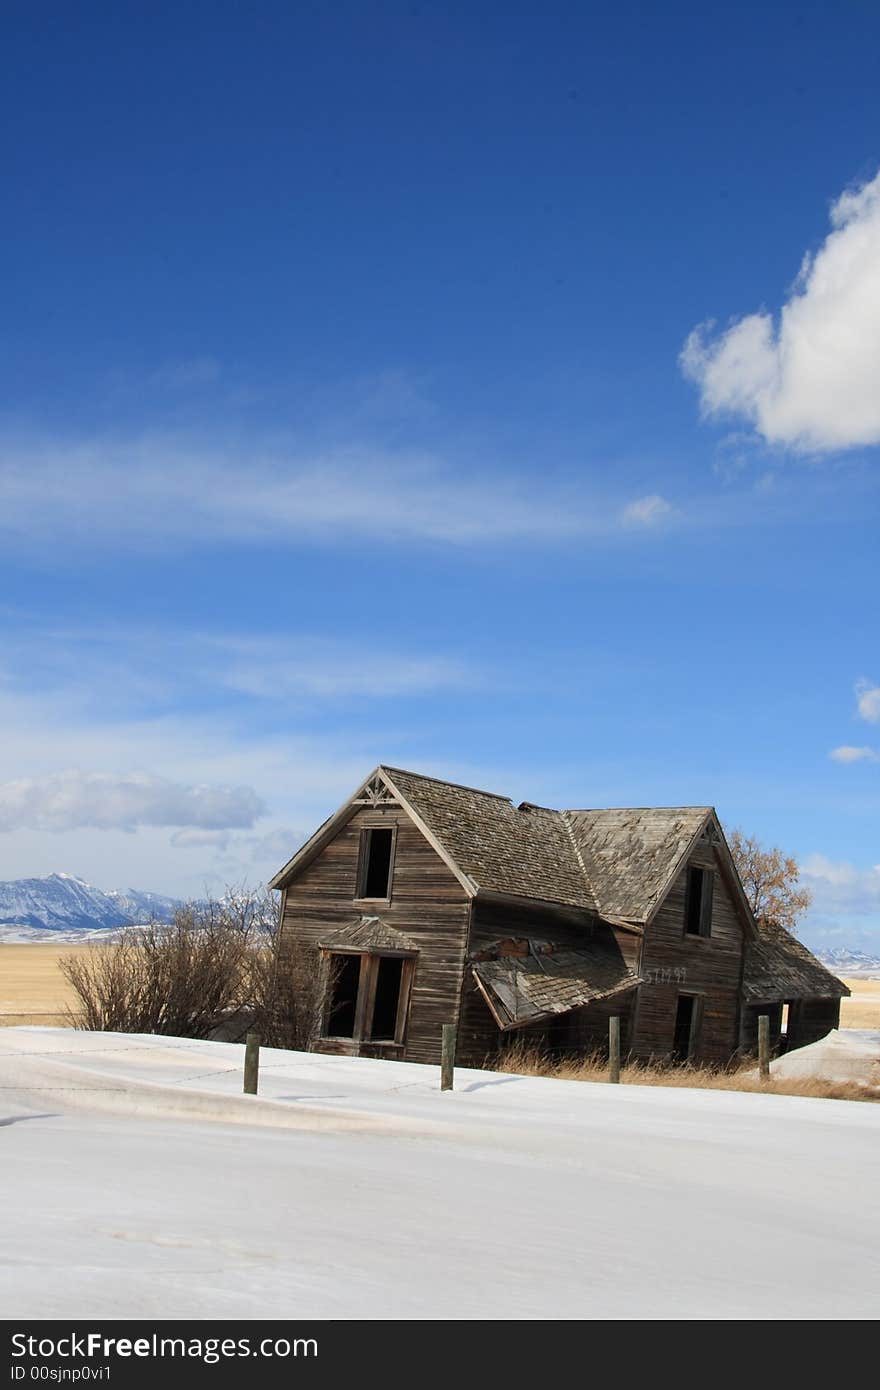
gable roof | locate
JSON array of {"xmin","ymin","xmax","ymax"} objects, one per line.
[
  {"xmin": 383, "ymin": 767, "xmax": 596, "ymax": 911},
  {"xmin": 270, "ymin": 765, "xmax": 738, "ymax": 925},
  {"xmin": 563, "ymin": 807, "xmax": 712, "ymax": 921},
  {"xmin": 743, "ymin": 920, "xmax": 850, "ymax": 1002}
]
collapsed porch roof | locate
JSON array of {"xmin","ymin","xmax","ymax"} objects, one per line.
[{"xmin": 472, "ymin": 943, "xmax": 640, "ymax": 1031}]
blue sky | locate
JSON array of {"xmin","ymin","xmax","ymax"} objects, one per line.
[{"xmin": 1, "ymin": 2, "xmax": 879, "ymax": 948}]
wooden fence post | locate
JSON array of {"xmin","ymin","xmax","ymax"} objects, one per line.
[
  {"xmin": 244, "ymin": 1031, "xmax": 261, "ymax": 1095},
  {"xmin": 758, "ymin": 1014, "xmax": 770, "ymax": 1080},
  {"xmin": 609, "ymin": 1015, "xmax": 621, "ymax": 1084},
  {"xmin": 441, "ymin": 1023, "xmax": 456, "ymax": 1092}
]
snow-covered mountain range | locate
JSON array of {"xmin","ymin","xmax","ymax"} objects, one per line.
[
  {"xmin": 814, "ymin": 947, "xmax": 880, "ymax": 975},
  {"xmin": 0, "ymin": 872, "xmax": 180, "ymax": 939}
]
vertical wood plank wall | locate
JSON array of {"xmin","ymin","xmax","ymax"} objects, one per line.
[
  {"xmin": 740, "ymin": 997, "xmax": 840, "ymax": 1054},
  {"xmin": 632, "ymin": 850, "xmax": 746, "ymax": 1063},
  {"xmin": 278, "ymin": 806, "xmax": 471, "ymax": 1064}
]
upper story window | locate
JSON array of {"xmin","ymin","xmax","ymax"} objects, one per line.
[
  {"xmin": 357, "ymin": 826, "xmax": 396, "ymax": 900},
  {"xmin": 685, "ymin": 864, "xmax": 714, "ymax": 937}
]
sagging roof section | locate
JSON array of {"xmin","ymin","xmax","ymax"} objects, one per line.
[
  {"xmin": 743, "ymin": 920, "xmax": 850, "ymax": 1003},
  {"xmin": 473, "ymin": 942, "xmax": 640, "ymax": 1031},
  {"xmin": 383, "ymin": 767, "xmax": 597, "ymax": 911},
  {"xmin": 564, "ymin": 806, "xmax": 711, "ymax": 921}
]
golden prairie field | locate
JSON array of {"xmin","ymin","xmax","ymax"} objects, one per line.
[
  {"xmin": 839, "ymin": 978, "xmax": 880, "ymax": 1029},
  {"xmin": 1, "ymin": 941, "xmax": 879, "ymax": 1032},
  {"xmin": 0, "ymin": 942, "xmax": 95, "ymax": 1026}
]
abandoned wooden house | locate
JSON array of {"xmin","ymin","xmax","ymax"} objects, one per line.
[{"xmin": 269, "ymin": 766, "xmax": 848, "ymax": 1067}]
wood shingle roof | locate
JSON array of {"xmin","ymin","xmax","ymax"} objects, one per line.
[
  {"xmin": 384, "ymin": 768, "xmax": 712, "ymax": 922},
  {"xmin": 383, "ymin": 767, "xmax": 598, "ymax": 911},
  {"xmin": 743, "ymin": 920, "xmax": 850, "ymax": 1002},
  {"xmin": 563, "ymin": 806, "xmax": 712, "ymax": 921}
]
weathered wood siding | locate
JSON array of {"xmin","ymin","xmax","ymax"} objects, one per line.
[
  {"xmin": 632, "ymin": 851, "xmax": 746, "ymax": 1064},
  {"xmin": 788, "ymin": 999, "xmax": 841, "ymax": 1049},
  {"xmin": 278, "ymin": 805, "xmax": 470, "ymax": 1064},
  {"xmin": 740, "ymin": 998, "xmax": 841, "ymax": 1055},
  {"xmin": 457, "ymin": 972, "xmax": 504, "ymax": 1066},
  {"xmin": 514, "ymin": 991, "xmax": 637, "ymax": 1059},
  {"xmin": 469, "ymin": 898, "xmax": 640, "ymax": 966}
]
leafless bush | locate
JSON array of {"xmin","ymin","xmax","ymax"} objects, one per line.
[
  {"xmin": 246, "ymin": 941, "xmax": 333, "ymax": 1051},
  {"xmin": 60, "ymin": 886, "xmax": 328, "ymax": 1050}
]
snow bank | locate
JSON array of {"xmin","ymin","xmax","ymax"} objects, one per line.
[
  {"xmin": 769, "ymin": 1028, "xmax": 880, "ymax": 1085},
  {"xmin": 3, "ymin": 1029, "xmax": 879, "ymax": 1320}
]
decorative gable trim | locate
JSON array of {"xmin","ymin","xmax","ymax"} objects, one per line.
[{"xmin": 352, "ymin": 774, "xmax": 400, "ymax": 808}]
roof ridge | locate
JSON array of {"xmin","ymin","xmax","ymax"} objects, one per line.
[
  {"xmin": 380, "ymin": 765, "xmax": 513, "ymax": 803},
  {"xmin": 566, "ymin": 805, "xmax": 713, "ymax": 814},
  {"xmin": 561, "ymin": 809, "xmax": 598, "ymax": 906}
]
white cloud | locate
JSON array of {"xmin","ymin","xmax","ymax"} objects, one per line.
[
  {"xmin": 681, "ymin": 169, "xmax": 880, "ymax": 452},
  {"xmin": 802, "ymin": 854, "xmax": 880, "ymax": 917},
  {"xmin": 621, "ymin": 494, "xmax": 672, "ymax": 527},
  {"xmin": 829, "ymin": 745, "xmax": 878, "ymax": 764},
  {"xmin": 0, "ymin": 771, "xmax": 265, "ymax": 834},
  {"xmin": 856, "ymin": 678, "xmax": 880, "ymax": 722}
]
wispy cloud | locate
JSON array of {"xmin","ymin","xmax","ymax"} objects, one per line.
[
  {"xmin": 856, "ymin": 678, "xmax": 880, "ymax": 723},
  {"xmin": 0, "ymin": 771, "xmax": 265, "ymax": 834},
  {"xmin": 829, "ymin": 745, "xmax": 879, "ymax": 764},
  {"xmin": 621, "ymin": 494, "xmax": 673, "ymax": 527},
  {"xmin": 0, "ymin": 430, "xmax": 681, "ymax": 554},
  {"xmin": 0, "ymin": 623, "xmax": 475, "ymax": 713},
  {"xmin": 169, "ymin": 829, "xmax": 235, "ymax": 850},
  {"xmin": 681, "ymin": 169, "xmax": 880, "ymax": 453},
  {"xmin": 214, "ymin": 637, "xmax": 470, "ymax": 700}
]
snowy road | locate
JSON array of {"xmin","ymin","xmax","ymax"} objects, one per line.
[{"xmin": 2, "ymin": 1029, "xmax": 878, "ymax": 1320}]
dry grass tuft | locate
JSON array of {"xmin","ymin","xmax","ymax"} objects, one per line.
[{"xmin": 493, "ymin": 1039, "xmax": 880, "ymax": 1103}]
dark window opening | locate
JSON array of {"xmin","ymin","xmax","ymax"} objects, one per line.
[
  {"xmin": 369, "ymin": 956, "xmax": 404, "ymax": 1040},
  {"xmin": 326, "ymin": 953, "xmax": 361, "ymax": 1037},
  {"xmin": 672, "ymin": 994, "xmax": 697, "ymax": 1062},
  {"xmin": 685, "ymin": 865, "xmax": 713, "ymax": 936},
  {"xmin": 360, "ymin": 827, "xmax": 394, "ymax": 899}
]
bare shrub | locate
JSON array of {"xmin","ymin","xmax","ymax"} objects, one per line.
[
  {"xmin": 247, "ymin": 942, "xmax": 333, "ymax": 1051},
  {"xmin": 60, "ymin": 886, "xmax": 328, "ymax": 1050}
]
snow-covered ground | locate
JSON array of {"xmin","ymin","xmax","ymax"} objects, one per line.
[
  {"xmin": 2, "ymin": 1028, "xmax": 878, "ymax": 1321},
  {"xmin": 768, "ymin": 1028, "xmax": 880, "ymax": 1086}
]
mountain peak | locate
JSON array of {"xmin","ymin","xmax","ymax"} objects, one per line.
[{"xmin": 0, "ymin": 872, "xmax": 181, "ymax": 936}]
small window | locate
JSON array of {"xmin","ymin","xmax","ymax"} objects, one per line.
[
  {"xmin": 358, "ymin": 826, "xmax": 395, "ymax": 899},
  {"xmin": 685, "ymin": 865, "xmax": 713, "ymax": 937},
  {"xmin": 672, "ymin": 993, "xmax": 701, "ymax": 1062}
]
